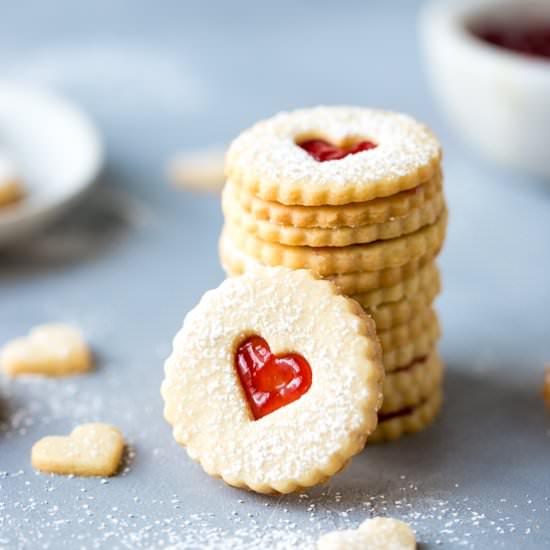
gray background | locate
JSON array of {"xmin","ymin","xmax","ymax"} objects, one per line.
[{"xmin": 1, "ymin": 1, "xmax": 549, "ymax": 548}]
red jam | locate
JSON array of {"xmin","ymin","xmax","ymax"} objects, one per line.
[
  {"xmin": 235, "ymin": 335, "xmax": 312, "ymax": 420},
  {"xmin": 299, "ymin": 139, "xmax": 377, "ymax": 162},
  {"xmin": 474, "ymin": 24, "xmax": 550, "ymax": 59}
]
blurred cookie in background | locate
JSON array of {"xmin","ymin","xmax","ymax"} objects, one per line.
[
  {"xmin": 0, "ymin": 150, "xmax": 24, "ymax": 207},
  {"xmin": 168, "ymin": 145, "xmax": 225, "ymax": 193}
]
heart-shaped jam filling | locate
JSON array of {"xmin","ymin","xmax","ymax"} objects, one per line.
[
  {"xmin": 235, "ymin": 335, "xmax": 312, "ymax": 420},
  {"xmin": 299, "ymin": 138, "xmax": 377, "ymax": 162}
]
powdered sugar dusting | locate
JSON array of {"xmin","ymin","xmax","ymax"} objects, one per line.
[
  {"xmin": 1, "ymin": 470, "xmax": 547, "ymax": 548},
  {"xmin": 1, "ymin": 355, "xmax": 548, "ymax": 547}
]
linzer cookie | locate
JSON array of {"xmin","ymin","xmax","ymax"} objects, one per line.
[
  {"xmin": 223, "ymin": 209, "xmax": 447, "ymax": 275},
  {"xmin": 219, "ymin": 106, "xmax": 448, "ymax": 442},
  {"xmin": 161, "ymin": 267, "xmax": 384, "ymax": 493},
  {"xmin": 228, "ymin": 175, "xmax": 442, "ymax": 229},
  {"xmin": 220, "ymin": 231, "xmax": 439, "ymax": 295},
  {"xmin": 225, "ymin": 106, "xmax": 442, "ymax": 205},
  {"xmin": 223, "ymin": 182, "xmax": 445, "ymax": 247}
]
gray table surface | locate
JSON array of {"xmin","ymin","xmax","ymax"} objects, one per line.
[{"xmin": 1, "ymin": 1, "xmax": 549, "ymax": 548}]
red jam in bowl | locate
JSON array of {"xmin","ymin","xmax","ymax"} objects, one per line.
[{"xmin": 473, "ymin": 24, "xmax": 550, "ymax": 59}]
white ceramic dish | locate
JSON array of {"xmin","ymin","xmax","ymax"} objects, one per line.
[
  {"xmin": 420, "ymin": 0, "xmax": 550, "ymax": 180},
  {"xmin": 0, "ymin": 82, "xmax": 103, "ymax": 247}
]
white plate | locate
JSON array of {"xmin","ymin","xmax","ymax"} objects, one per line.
[{"xmin": 0, "ymin": 82, "xmax": 103, "ymax": 247}]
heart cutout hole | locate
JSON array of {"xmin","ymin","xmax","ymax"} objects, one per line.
[
  {"xmin": 297, "ymin": 137, "xmax": 377, "ymax": 162},
  {"xmin": 235, "ymin": 335, "xmax": 312, "ymax": 420}
]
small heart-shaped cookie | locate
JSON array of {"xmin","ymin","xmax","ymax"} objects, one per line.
[
  {"xmin": 1, "ymin": 323, "xmax": 92, "ymax": 377},
  {"xmin": 31, "ymin": 423, "xmax": 125, "ymax": 477},
  {"xmin": 317, "ymin": 517, "xmax": 416, "ymax": 550}
]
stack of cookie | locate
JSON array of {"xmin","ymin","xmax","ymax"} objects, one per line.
[{"xmin": 219, "ymin": 106, "xmax": 447, "ymax": 442}]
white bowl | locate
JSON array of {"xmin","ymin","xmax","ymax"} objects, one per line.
[
  {"xmin": 0, "ymin": 82, "xmax": 103, "ymax": 247},
  {"xmin": 420, "ymin": 0, "xmax": 550, "ymax": 179}
]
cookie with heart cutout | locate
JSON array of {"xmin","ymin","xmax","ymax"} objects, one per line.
[
  {"xmin": 223, "ymin": 180, "xmax": 445, "ymax": 247},
  {"xmin": 219, "ymin": 230, "xmax": 439, "ymax": 295},
  {"xmin": 161, "ymin": 267, "xmax": 384, "ymax": 494},
  {"xmin": 225, "ymin": 106, "xmax": 442, "ymax": 206},
  {"xmin": 222, "ymin": 207, "xmax": 447, "ymax": 276},
  {"xmin": 227, "ymin": 175, "xmax": 442, "ymax": 229}
]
